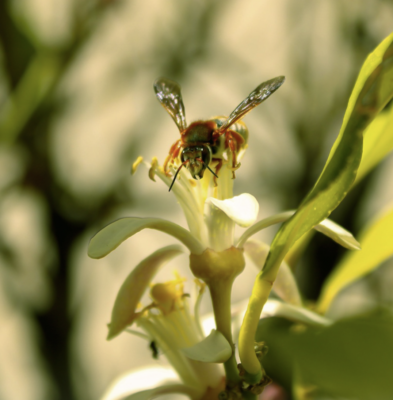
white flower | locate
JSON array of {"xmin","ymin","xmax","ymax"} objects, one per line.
[{"xmin": 88, "ymin": 154, "xmax": 359, "ymax": 399}]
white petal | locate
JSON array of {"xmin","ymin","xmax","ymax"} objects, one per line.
[
  {"xmin": 123, "ymin": 384, "xmax": 199, "ymax": 400},
  {"xmin": 88, "ymin": 217, "xmax": 205, "ymax": 258},
  {"xmin": 181, "ymin": 330, "xmax": 232, "ymax": 363},
  {"xmin": 207, "ymin": 193, "xmax": 259, "ymax": 227},
  {"xmin": 236, "ymin": 211, "xmax": 294, "ymax": 247},
  {"xmin": 244, "ymin": 239, "xmax": 302, "ymax": 306},
  {"xmin": 262, "ymin": 299, "xmax": 332, "ymax": 327},
  {"xmin": 107, "ymin": 245, "xmax": 183, "ymax": 339},
  {"xmin": 314, "ymin": 219, "xmax": 361, "ymax": 250},
  {"xmin": 237, "ymin": 210, "xmax": 360, "ymax": 250},
  {"xmin": 100, "ymin": 366, "xmax": 180, "ymax": 400}
]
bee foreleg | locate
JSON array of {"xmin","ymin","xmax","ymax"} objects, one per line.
[{"xmin": 164, "ymin": 139, "xmax": 182, "ymax": 176}]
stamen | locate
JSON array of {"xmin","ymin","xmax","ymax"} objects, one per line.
[
  {"xmin": 131, "ymin": 156, "xmax": 144, "ymax": 175},
  {"xmin": 149, "ymin": 157, "xmax": 159, "ymax": 182}
]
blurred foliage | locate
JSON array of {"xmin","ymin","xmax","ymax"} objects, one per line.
[
  {"xmin": 257, "ymin": 311, "xmax": 393, "ymax": 400},
  {"xmin": 0, "ymin": 1, "xmax": 393, "ymax": 400}
]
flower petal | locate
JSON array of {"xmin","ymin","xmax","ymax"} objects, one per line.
[
  {"xmin": 314, "ymin": 219, "xmax": 361, "ymax": 250},
  {"xmin": 262, "ymin": 299, "xmax": 332, "ymax": 327},
  {"xmin": 88, "ymin": 217, "xmax": 205, "ymax": 258},
  {"xmin": 237, "ymin": 210, "xmax": 360, "ymax": 250},
  {"xmin": 181, "ymin": 329, "xmax": 232, "ymax": 363},
  {"xmin": 236, "ymin": 211, "xmax": 294, "ymax": 247},
  {"xmin": 244, "ymin": 239, "xmax": 302, "ymax": 306},
  {"xmin": 207, "ymin": 193, "xmax": 259, "ymax": 227},
  {"xmin": 122, "ymin": 385, "xmax": 199, "ymax": 400},
  {"xmin": 107, "ymin": 245, "xmax": 183, "ymax": 340},
  {"xmin": 100, "ymin": 366, "xmax": 197, "ymax": 400}
]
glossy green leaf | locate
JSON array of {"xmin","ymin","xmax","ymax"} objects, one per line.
[
  {"xmin": 355, "ymin": 104, "xmax": 393, "ymax": 184},
  {"xmin": 88, "ymin": 217, "xmax": 205, "ymax": 258},
  {"xmin": 257, "ymin": 312, "xmax": 393, "ymax": 400},
  {"xmin": 263, "ymin": 31, "xmax": 393, "ymax": 283},
  {"xmin": 317, "ymin": 205, "xmax": 393, "ymax": 313},
  {"xmin": 181, "ymin": 329, "xmax": 232, "ymax": 363},
  {"xmin": 107, "ymin": 245, "xmax": 183, "ymax": 340},
  {"xmin": 239, "ymin": 32, "xmax": 393, "ymax": 376}
]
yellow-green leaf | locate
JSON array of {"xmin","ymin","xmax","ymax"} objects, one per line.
[
  {"xmin": 317, "ymin": 205, "xmax": 393, "ymax": 314},
  {"xmin": 355, "ymin": 104, "xmax": 393, "ymax": 184},
  {"xmin": 239, "ymin": 32, "xmax": 393, "ymax": 377}
]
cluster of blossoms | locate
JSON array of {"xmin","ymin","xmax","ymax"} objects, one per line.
[{"xmin": 88, "ymin": 146, "xmax": 357, "ymax": 400}]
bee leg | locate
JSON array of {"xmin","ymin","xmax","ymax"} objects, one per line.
[
  {"xmin": 212, "ymin": 158, "xmax": 223, "ymax": 186},
  {"xmin": 163, "ymin": 140, "xmax": 182, "ymax": 176},
  {"xmin": 225, "ymin": 132, "xmax": 239, "ymax": 179}
]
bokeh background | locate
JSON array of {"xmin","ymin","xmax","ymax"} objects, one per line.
[{"xmin": 0, "ymin": 1, "xmax": 393, "ymax": 399}]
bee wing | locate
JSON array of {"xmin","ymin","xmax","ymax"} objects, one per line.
[
  {"xmin": 154, "ymin": 78, "xmax": 187, "ymax": 132},
  {"xmin": 218, "ymin": 76, "xmax": 285, "ymax": 132}
]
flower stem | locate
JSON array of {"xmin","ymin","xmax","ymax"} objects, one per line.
[{"xmin": 208, "ymin": 278, "xmax": 241, "ymax": 384}]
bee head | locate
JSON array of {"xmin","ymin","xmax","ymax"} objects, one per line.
[{"xmin": 180, "ymin": 145, "xmax": 212, "ymax": 179}]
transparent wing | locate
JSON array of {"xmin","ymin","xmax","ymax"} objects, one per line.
[
  {"xmin": 154, "ymin": 78, "xmax": 187, "ymax": 132},
  {"xmin": 218, "ymin": 76, "xmax": 285, "ymax": 132}
]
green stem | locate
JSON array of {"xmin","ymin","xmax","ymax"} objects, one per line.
[
  {"xmin": 238, "ymin": 278, "xmax": 272, "ymax": 381},
  {"xmin": 208, "ymin": 278, "xmax": 240, "ymax": 384}
]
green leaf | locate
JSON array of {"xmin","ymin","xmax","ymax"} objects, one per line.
[
  {"xmin": 355, "ymin": 104, "xmax": 393, "ymax": 184},
  {"xmin": 181, "ymin": 329, "xmax": 232, "ymax": 363},
  {"xmin": 317, "ymin": 205, "xmax": 393, "ymax": 313},
  {"xmin": 107, "ymin": 245, "xmax": 183, "ymax": 340},
  {"xmin": 88, "ymin": 217, "xmax": 205, "ymax": 258},
  {"xmin": 257, "ymin": 312, "xmax": 393, "ymax": 400},
  {"xmin": 239, "ymin": 32, "xmax": 393, "ymax": 376},
  {"xmin": 263, "ymin": 31, "xmax": 393, "ymax": 282}
]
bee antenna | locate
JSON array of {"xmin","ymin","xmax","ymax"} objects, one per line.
[
  {"xmin": 168, "ymin": 161, "xmax": 187, "ymax": 192},
  {"xmin": 206, "ymin": 165, "xmax": 219, "ymax": 179}
]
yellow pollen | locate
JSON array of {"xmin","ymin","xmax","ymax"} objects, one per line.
[
  {"xmin": 189, "ymin": 179, "xmax": 197, "ymax": 187},
  {"xmin": 150, "ymin": 276, "xmax": 186, "ymax": 315}
]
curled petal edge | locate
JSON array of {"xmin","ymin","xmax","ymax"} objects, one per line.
[{"xmin": 207, "ymin": 193, "xmax": 259, "ymax": 227}]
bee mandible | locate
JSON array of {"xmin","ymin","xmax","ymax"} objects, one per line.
[{"xmin": 153, "ymin": 76, "xmax": 285, "ymax": 191}]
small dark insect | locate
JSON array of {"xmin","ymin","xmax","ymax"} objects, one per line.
[
  {"xmin": 149, "ymin": 340, "xmax": 159, "ymax": 359},
  {"xmin": 153, "ymin": 76, "xmax": 285, "ymax": 191}
]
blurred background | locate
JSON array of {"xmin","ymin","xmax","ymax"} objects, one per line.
[{"xmin": 0, "ymin": 1, "xmax": 393, "ymax": 399}]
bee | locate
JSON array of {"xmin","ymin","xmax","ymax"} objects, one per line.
[{"xmin": 153, "ymin": 76, "xmax": 285, "ymax": 191}]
